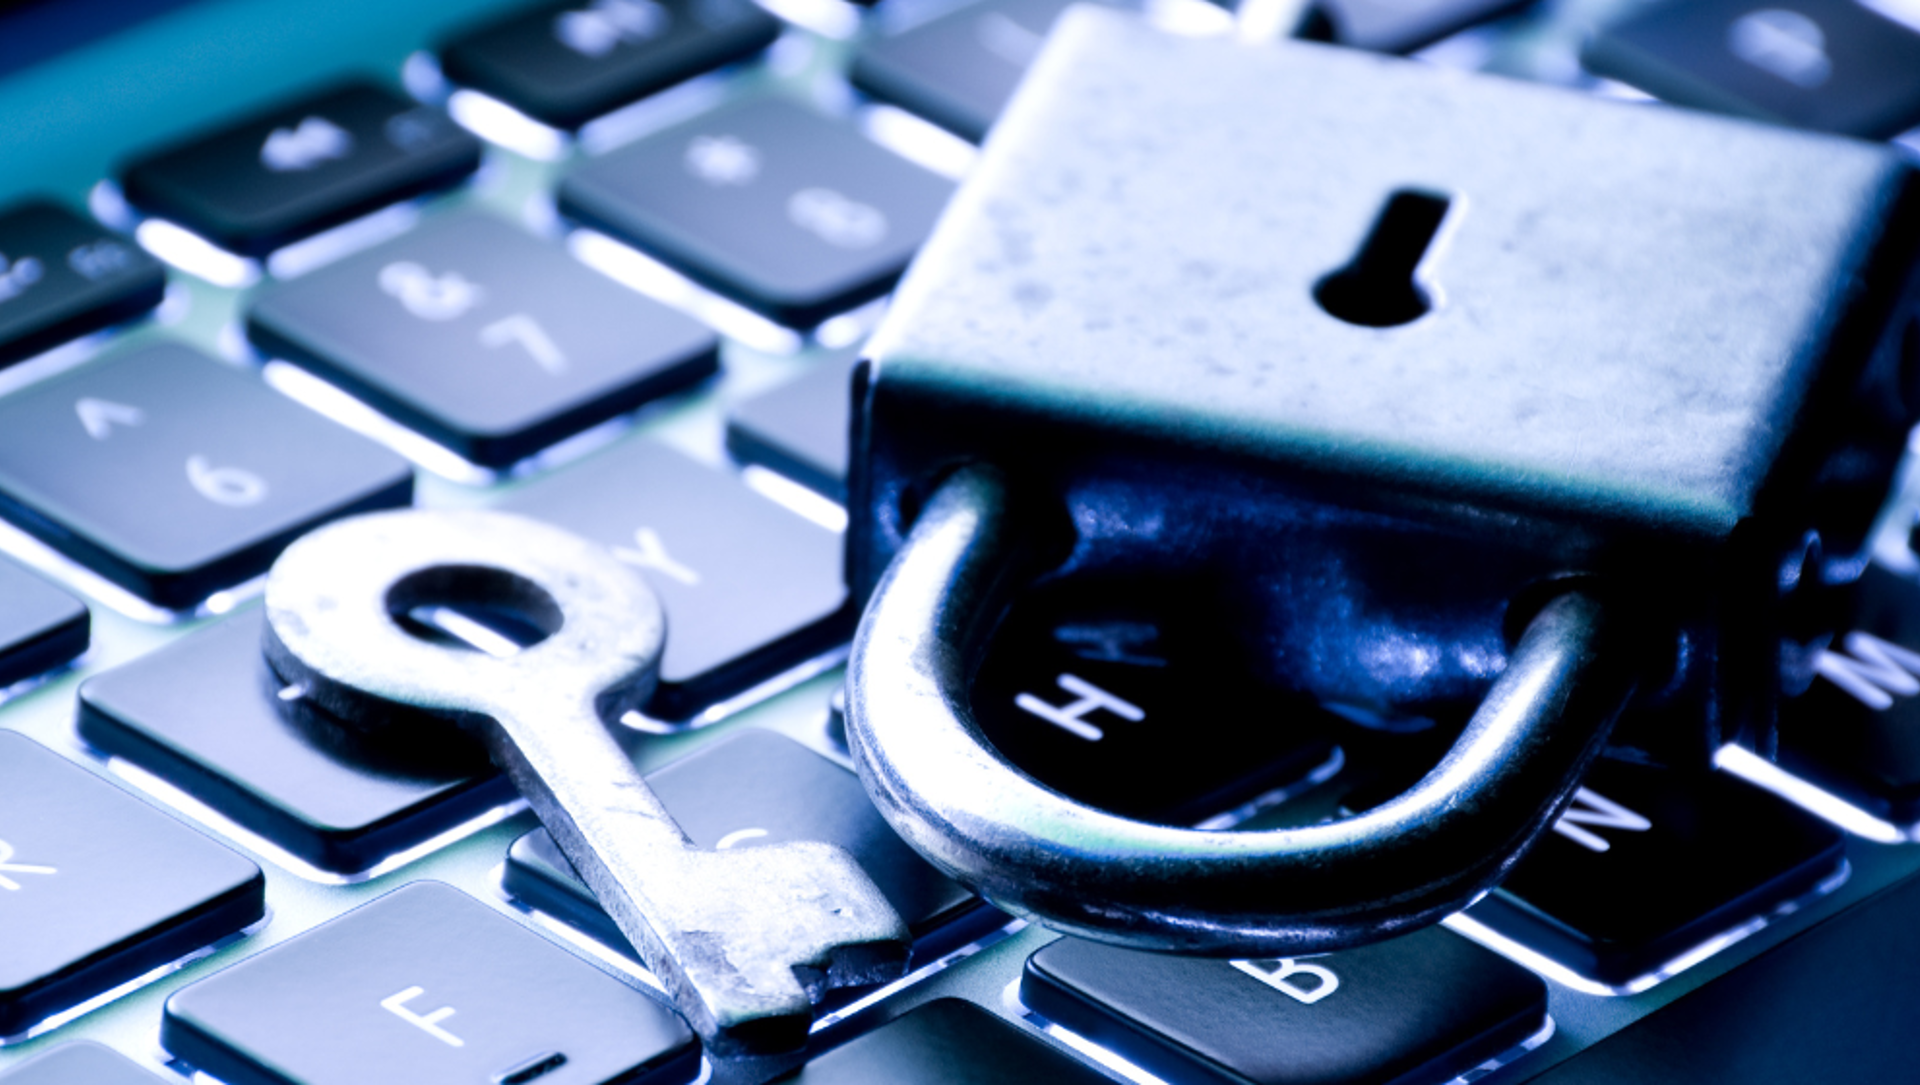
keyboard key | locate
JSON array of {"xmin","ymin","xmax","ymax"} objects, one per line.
[
  {"xmin": 78, "ymin": 610, "xmax": 515, "ymax": 876},
  {"xmin": 789, "ymin": 999, "xmax": 1113, "ymax": 1085},
  {"xmin": 1582, "ymin": 0, "xmax": 1920, "ymax": 138},
  {"xmin": 0, "ymin": 731, "xmax": 264, "ymax": 1039},
  {"xmin": 499, "ymin": 440, "xmax": 850, "ymax": 718},
  {"xmin": 120, "ymin": 81, "xmax": 481, "ymax": 256},
  {"xmin": 725, "ymin": 354, "xmax": 852, "ymax": 501},
  {"xmin": 249, "ymin": 212, "xmax": 718, "ymax": 468},
  {"xmin": 1023, "ymin": 927, "xmax": 1548, "ymax": 1085},
  {"xmin": 1777, "ymin": 560, "xmax": 1920, "ymax": 824},
  {"xmin": 1308, "ymin": 0, "xmax": 1526, "ymax": 54},
  {"xmin": 559, "ymin": 96, "xmax": 955, "ymax": 326},
  {"xmin": 851, "ymin": 0, "xmax": 1107, "ymax": 142},
  {"xmin": 505, "ymin": 728, "xmax": 990, "ymax": 963},
  {"xmin": 440, "ymin": 0, "xmax": 782, "ymax": 130},
  {"xmin": 1516, "ymin": 866, "xmax": 1920, "ymax": 1083},
  {"xmin": 0, "ymin": 557, "xmax": 87, "ymax": 689},
  {"xmin": 1461, "ymin": 756, "xmax": 1845, "ymax": 987},
  {"xmin": 161, "ymin": 881, "xmax": 699, "ymax": 1085},
  {"xmin": 0, "ymin": 200, "xmax": 165, "ymax": 367},
  {"xmin": 970, "ymin": 581, "xmax": 1339, "ymax": 826},
  {"xmin": 0, "ymin": 342, "xmax": 412, "ymax": 608},
  {"xmin": 0, "ymin": 1042, "xmax": 169, "ymax": 1083}
]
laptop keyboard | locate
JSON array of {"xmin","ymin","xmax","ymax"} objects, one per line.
[{"xmin": 2, "ymin": 0, "xmax": 1920, "ymax": 1081}]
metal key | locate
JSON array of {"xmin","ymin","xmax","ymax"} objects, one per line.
[{"xmin": 261, "ymin": 508, "xmax": 909, "ymax": 1060}]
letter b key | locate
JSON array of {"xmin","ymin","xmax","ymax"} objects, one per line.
[{"xmin": 262, "ymin": 509, "xmax": 907, "ymax": 1061}]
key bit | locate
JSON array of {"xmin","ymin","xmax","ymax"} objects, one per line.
[{"xmin": 260, "ymin": 508, "xmax": 909, "ymax": 1058}]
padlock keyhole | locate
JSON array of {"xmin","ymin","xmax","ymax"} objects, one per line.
[{"xmin": 1314, "ymin": 190, "xmax": 1452, "ymax": 328}]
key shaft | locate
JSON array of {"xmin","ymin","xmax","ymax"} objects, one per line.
[
  {"xmin": 262, "ymin": 508, "xmax": 909, "ymax": 1060},
  {"xmin": 486, "ymin": 689, "xmax": 906, "ymax": 1049}
]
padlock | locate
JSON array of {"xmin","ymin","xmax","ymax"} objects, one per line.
[{"xmin": 842, "ymin": 7, "xmax": 1920, "ymax": 957}]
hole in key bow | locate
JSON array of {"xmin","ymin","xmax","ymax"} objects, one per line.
[
  {"xmin": 386, "ymin": 564, "xmax": 564, "ymax": 657},
  {"xmin": 1314, "ymin": 189, "xmax": 1452, "ymax": 328}
]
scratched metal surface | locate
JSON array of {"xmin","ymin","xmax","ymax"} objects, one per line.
[
  {"xmin": 867, "ymin": 8, "xmax": 1915, "ymax": 541},
  {"xmin": 1, "ymin": 1, "xmax": 1920, "ymax": 1083}
]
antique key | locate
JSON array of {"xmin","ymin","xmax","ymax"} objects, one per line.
[{"xmin": 261, "ymin": 508, "xmax": 909, "ymax": 1059}]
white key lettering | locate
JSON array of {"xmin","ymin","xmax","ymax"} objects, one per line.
[
  {"xmin": 685, "ymin": 134, "xmax": 761, "ymax": 186},
  {"xmin": 75, "ymin": 397, "xmax": 145, "ymax": 440},
  {"xmin": 1014, "ymin": 673, "xmax": 1143, "ymax": 742},
  {"xmin": 479, "ymin": 313, "xmax": 568, "ymax": 375},
  {"xmin": 612, "ymin": 527, "xmax": 700, "ymax": 585},
  {"xmin": 0, "ymin": 838, "xmax": 56, "ymax": 891},
  {"xmin": 379, "ymin": 262, "xmax": 486, "ymax": 321},
  {"xmin": 384, "ymin": 108, "xmax": 443, "ymax": 151},
  {"xmin": 68, "ymin": 239, "xmax": 135, "ymax": 281},
  {"xmin": 260, "ymin": 116, "xmax": 355, "ymax": 172},
  {"xmin": 1233, "ymin": 958, "xmax": 1340, "ymax": 1005},
  {"xmin": 1727, "ymin": 9, "xmax": 1831, "ymax": 88},
  {"xmin": 1054, "ymin": 621, "xmax": 1167, "ymax": 667},
  {"xmin": 1552, "ymin": 787, "xmax": 1652, "ymax": 854},
  {"xmin": 787, "ymin": 188, "xmax": 887, "ymax": 250},
  {"xmin": 1815, "ymin": 631, "xmax": 1920, "ymax": 711},
  {"xmin": 556, "ymin": 0, "xmax": 670, "ymax": 56},
  {"xmin": 380, "ymin": 986, "xmax": 466, "ymax": 1047},
  {"xmin": 187, "ymin": 455, "xmax": 269, "ymax": 508},
  {"xmin": 0, "ymin": 252, "xmax": 43, "ymax": 303}
]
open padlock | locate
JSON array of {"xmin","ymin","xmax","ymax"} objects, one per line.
[{"xmin": 842, "ymin": 8, "xmax": 1920, "ymax": 957}]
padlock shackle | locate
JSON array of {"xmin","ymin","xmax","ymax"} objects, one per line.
[{"xmin": 846, "ymin": 465, "xmax": 1643, "ymax": 956}]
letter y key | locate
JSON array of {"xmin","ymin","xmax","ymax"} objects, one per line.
[{"xmin": 261, "ymin": 509, "xmax": 908, "ymax": 1060}]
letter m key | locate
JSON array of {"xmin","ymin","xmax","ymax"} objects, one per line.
[{"xmin": 1815, "ymin": 631, "xmax": 1920, "ymax": 711}]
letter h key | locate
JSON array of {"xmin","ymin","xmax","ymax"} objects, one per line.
[
  {"xmin": 262, "ymin": 510, "xmax": 907, "ymax": 1063},
  {"xmin": 844, "ymin": 9, "xmax": 1920, "ymax": 957}
]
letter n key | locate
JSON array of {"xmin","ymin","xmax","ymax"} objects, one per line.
[{"xmin": 262, "ymin": 509, "xmax": 907, "ymax": 1063}]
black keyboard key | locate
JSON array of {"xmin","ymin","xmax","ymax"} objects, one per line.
[
  {"xmin": 851, "ymin": 0, "xmax": 1102, "ymax": 142},
  {"xmin": 970, "ymin": 581, "xmax": 1339, "ymax": 826},
  {"xmin": 1023, "ymin": 927, "xmax": 1548, "ymax": 1085},
  {"xmin": 0, "ymin": 342, "xmax": 411, "ymax": 608},
  {"xmin": 559, "ymin": 96, "xmax": 955, "ymax": 326},
  {"xmin": 1583, "ymin": 0, "xmax": 1920, "ymax": 138},
  {"xmin": 789, "ymin": 999, "xmax": 1113, "ymax": 1085},
  {"xmin": 120, "ymin": 81, "xmax": 481, "ymax": 257},
  {"xmin": 440, "ymin": 0, "xmax": 782, "ymax": 130},
  {"xmin": 0, "ymin": 731, "xmax": 264, "ymax": 1039},
  {"xmin": 0, "ymin": 1042, "xmax": 169, "ymax": 1083},
  {"xmin": 1519, "ymin": 866, "xmax": 1920, "ymax": 1084},
  {"xmin": 1461, "ymin": 756, "xmax": 1845, "ymax": 987},
  {"xmin": 162, "ymin": 881, "xmax": 699, "ymax": 1085},
  {"xmin": 1308, "ymin": 0, "xmax": 1526, "ymax": 54},
  {"xmin": 78, "ymin": 610, "xmax": 515, "ymax": 876},
  {"xmin": 249, "ymin": 213, "xmax": 718, "ymax": 468},
  {"xmin": 0, "ymin": 558, "xmax": 86, "ymax": 689},
  {"xmin": 500, "ymin": 440, "xmax": 850, "ymax": 718},
  {"xmin": 1778, "ymin": 561, "xmax": 1920, "ymax": 824},
  {"xmin": 0, "ymin": 200, "xmax": 165, "ymax": 367},
  {"xmin": 505, "ymin": 729, "xmax": 989, "ymax": 962},
  {"xmin": 725, "ymin": 354, "xmax": 851, "ymax": 502}
]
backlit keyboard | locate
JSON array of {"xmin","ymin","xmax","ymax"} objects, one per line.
[{"xmin": 3, "ymin": 0, "xmax": 1920, "ymax": 1082}]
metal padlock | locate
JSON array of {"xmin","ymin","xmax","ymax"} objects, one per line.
[{"xmin": 842, "ymin": 8, "xmax": 1920, "ymax": 957}]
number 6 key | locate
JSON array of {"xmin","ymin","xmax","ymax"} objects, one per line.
[{"xmin": 261, "ymin": 508, "xmax": 909, "ymax": 1059}]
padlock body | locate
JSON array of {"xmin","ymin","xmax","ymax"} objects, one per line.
[{"xmin": 849, "ymin": 9, "xmax": 1920, "ymax": 759}]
